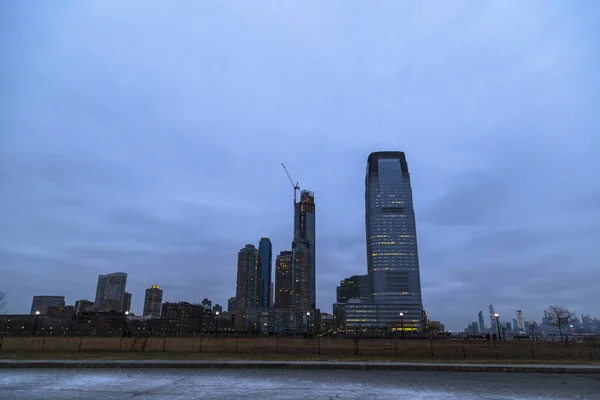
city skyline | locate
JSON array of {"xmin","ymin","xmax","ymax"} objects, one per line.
[{"xmin": 2, "ymin": 1, "xmax": 599, "ymax": 331}]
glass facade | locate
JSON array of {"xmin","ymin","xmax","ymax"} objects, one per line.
[
  {"xmin": 94, "ymin": 272, "xmax": 128, "ymax": 312},
  {"xmin": 365, "ymin": 152, "xmax": 423, "ymax": 330},
  {"xmin": 258, "ymin": 238, "xmax": 273, "ymax": 308},
  {"xmin": 292, "ymin": 190, "xmax": 316, "ymax": 309}
]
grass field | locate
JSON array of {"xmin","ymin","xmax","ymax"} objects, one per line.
[{"xmin": 1, "ymin": 336, "xmax": 598, "ymax": 363}]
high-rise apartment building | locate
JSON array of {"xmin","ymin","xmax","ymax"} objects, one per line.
[
  {"xmin": 235, "ymin": 244, "xmax": 260, "ymax": 311},
  {"xmin": 478, "ymin": 310, "xmax": 486, "ymax": 333},
  {"xmin": 292, "ymin": 190, "xmax": 316, "ymax": 309},
  {"xmin": 516, "ymin": 310, "xmax": 525, "ymax": 331},
  {"xmin": 143, "ymin": 285, "xmax": 163, "ymax": 318},
  {"xmin": 30, "ymin": 296, "xmax": 65, "ymax": 315},
  {"xmin": 337, "ymin": 275, "xmax": 370, "ymax": 303},
  {"xmin": 275, "ymin": 250, "xmax": 293, "ymax": 308},
  {"xmin": 365, "ymin": 151, "xmax": 424, "ymax": 330},
  {"xmin": 94, "ymin": 272, "xmax": 128, "ymax": 312},
  {"xmin": 258, "ymin": 238, "xmax": 273, "ymax": 308}
]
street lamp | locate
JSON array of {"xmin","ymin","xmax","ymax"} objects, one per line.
[
  {"xmin": 33, "ymin": 311, "xmax": 40, "ymax": 337},
  {"xmin": 123, "ymin": 311, "xmax": 129, "ymax": 337},
  {"xmin": 494, "ymin": 313, "xmax": 501, "ymax": 341},
  {"xmin": 306, "ymin": 311, "xmax": 311, "ymax": 335},
  {"xmin": 399, "ymin": 312, "xmax": 405, "ymax": 340},
  {"xmin": 215, "ymin": 311, "xmax": 220, "ymax": 336}
]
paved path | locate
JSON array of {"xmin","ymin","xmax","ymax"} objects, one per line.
[
  {"xmin": 1, "ymin": 368, "xmax": 599, "ymax": 399},
  {"xmin": 1, "ymin": 359, "xmax": 600, "ymax": 373}
]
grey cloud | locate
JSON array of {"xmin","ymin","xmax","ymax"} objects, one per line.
[{"xmin": 1, "ymin": 0, "xmax": 599, "ymax": 330}]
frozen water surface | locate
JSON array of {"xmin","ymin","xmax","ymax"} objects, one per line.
[{"xmin": 0, "ymin": 369, "xmax": 598, "ymax": 399}]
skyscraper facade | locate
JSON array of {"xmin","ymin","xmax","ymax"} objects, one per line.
[
  {"xmin": 365, "ymin": 151, "xmax": 424, "ymax": 330},
  {"xmin": 258, "ymin": 237, "xmax": 273, "ymax": 308},
  {"xmin": 516, "ymin": 310, "xmax": 525, "ymax": 331},
  {"xmin": 489, "ymin": 305, "xmax": 498, "ymax": 333},
  {"xmin": 292, "ymin": 190, "xmax": 316, "ymax": 309},
  {"xmin": 235, "ymin": 244, "xmax": 260, "ymax": 312},
  {"xmin": 275, "ymin": 250, "xmax": 293, "ymax": 308},
  {"xmin": 30, "ymin": 296, "xmax": 65, "ymax": 315},
  {"xmin": 478, "ymin": 310, "xmax": 486, "ymax": 333},
  {"xmin": 143, "ymin": 285, "xmax": 163, "ymax": 318},
  {"xmin": 94, "ymin": 272, "xmax": 128, "ymax": 312},
  {"xmin": 336, "ymin": 275, "xmax": 370, "ymax": 303}
]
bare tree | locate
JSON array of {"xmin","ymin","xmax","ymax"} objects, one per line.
[
  {"xmin": 528, "ymin": 321, "xmax": 539, "ymax": 341},
  {"xmin": 0, "ymin": 291, "xmax": 6, "ymax": 314},
  {"xmin": 546, "ymin": 305, "xmax": 574, "ymax": 341}
]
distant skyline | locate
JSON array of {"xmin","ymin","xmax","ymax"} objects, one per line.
[{"xmin": 1, "ymin": 1, "xmax": 599, "ymax": 331}]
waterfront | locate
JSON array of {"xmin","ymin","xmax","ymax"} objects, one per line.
[{"xmin": 1, "ymin": 369, "xmax": 598, "ymax": 399}]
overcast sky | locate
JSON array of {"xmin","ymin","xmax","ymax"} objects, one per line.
[{"xmin": 1, "ymin": 1, "xmax": 599, "ymax": 331}]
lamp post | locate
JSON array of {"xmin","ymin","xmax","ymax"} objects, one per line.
[
  {"xmin": 215, "ymin": 311, "xmax": 220, "ymax": 336},
  {"xmin": 32, "ymin": 311, "xmax": 40, "ymax": 337},
  {"xmin": 123, "ymin": 311, "xmax": 129, "ymax": 337},
  {"xmin": 306, "ymin": 311, "xmax": 311, "ymax": 336},
  {"xmin": 494, "ymin": 313, "xmax": 501, "ymax": 341},
  {"xmin": 399, "ymin": 312, "xmax": 405, "ymax": 340}
]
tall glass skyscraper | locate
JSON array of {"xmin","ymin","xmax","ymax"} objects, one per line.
[
  {"xmin": 94, "ymin": 272, "xmax": 128, "ymax": 312},
  {"xmin": 258, "ymin": 237, "xmax": 273, "ymax": 308},
  {"xmin": 365, "ymin": 151, "xmax": 423, "ymax": 330},
  {"xmin": 292, "ymin": 190, "xmax": 316, "ymax": 309}
]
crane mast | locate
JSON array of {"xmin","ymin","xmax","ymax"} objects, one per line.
[{"xmin": 281, "ymin": 163, "xmax": 300, "ymax": 237}]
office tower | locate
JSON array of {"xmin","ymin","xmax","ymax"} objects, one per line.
[
  {"xmin": 94, "ymin": 272, "xmax": 128, "ymax": 312},
  {"xmin": 143, "ymin": 285, "xmax": 163, "ymax": 318},
  {"xmin": 74, "ymin": 299, "xmax": 95, "ymax": 315},
  {"xmin": 512, "ymin": 318, "xmax": 518, "ymax": 333},
  {"xmin": 123, "ymin": 292, "xmax": 132, "ymax": 313},
  {"xmin": 275, "ymin": 250, "xmax": 293, "ymax": 308},
  {"xmin": 258, "ymin": 238, "xmax": 273, "ymax": 308},
  {"xmin": 235, "ymin": 244, "xmax": 260, "ymax": 311},
  {"xmin": 478, "ymin": 311, "xmax": 486, "ymax": 333},
  {"xmin": 30, "ymin": 296, "xmax": 65, "ymax": 315},
  {"xmin": 365, "ymin": 151, "xmax": 423, "ymax": 329},
  {"xmin": 292, "ymin": 190, "xmax": 316, "ymax": 308},
  {"xmin": 516, "ymin": 310, "xmax": 525, "ymax": 330},
  {"xmin": 269, "ymin": 282, "xmax": 275, "ymax": 308},
  {"xmin": 213, "ymin": 304, "xmax": 223, "ymax": 314},
  {"xmin": 227, "ymin": 297, "xmax": 237, "ymax": 313},
  {"xmin": 336, "ymin": 275, "xmax": 370, "ymax": 303},
  {"xmin": 489, "ymin": 305, "xmax": 497, "ymax": 332}
]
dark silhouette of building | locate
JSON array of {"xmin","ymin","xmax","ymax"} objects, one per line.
[
  {"xmin": 160, "ymin": 302, "xmax": 207, "ymax": 335},
  {"xmin": 201, "ymin": 298, "xmax": 212, "ymax": 310},
  {"xmin": 235, "ymin": 245, "xmax": 260, "ymax": 312},
  {"xmin": 336, "ymin": 275, "xmax": 370, "ymax": 303},
  {"xmin": 123, "ymin": 292, "xmax": 132, "ymax": 313},
  {"xmin": 47, "ymin": 305, "xmax": 75, "ymax": 319},
  {"xmin": 258, "ymin": 237, "xmax": 273, "ymax": 308},
  {"xmin": 275, "ymin": 250, "xmax": 293, "ymax": 308},
  {"xmin": 143, "ymin": 285, "xmax": 163, "ymax": 318},
  {"xmin": 213, "ymin": 304, "xmax": 223, "ymax": 314},
  {"xmin": 227, "ymin": 297, "xmax": 237, "ymax": 313},
  {"xmin": 30, "ymin": 296, "xmax": 65, "ymax": 315},
  {"xmin": 74, "ymin": 299, "xmax": 95, "ymax": 315}
]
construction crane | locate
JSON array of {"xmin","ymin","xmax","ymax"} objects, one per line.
[
  {"xmin": 281, "ymin": 163, "xmax": 300, "ymax": 205},
  {"xmin": 281, "ymin": 163, "xmax": 300, "ymax": 236}
]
